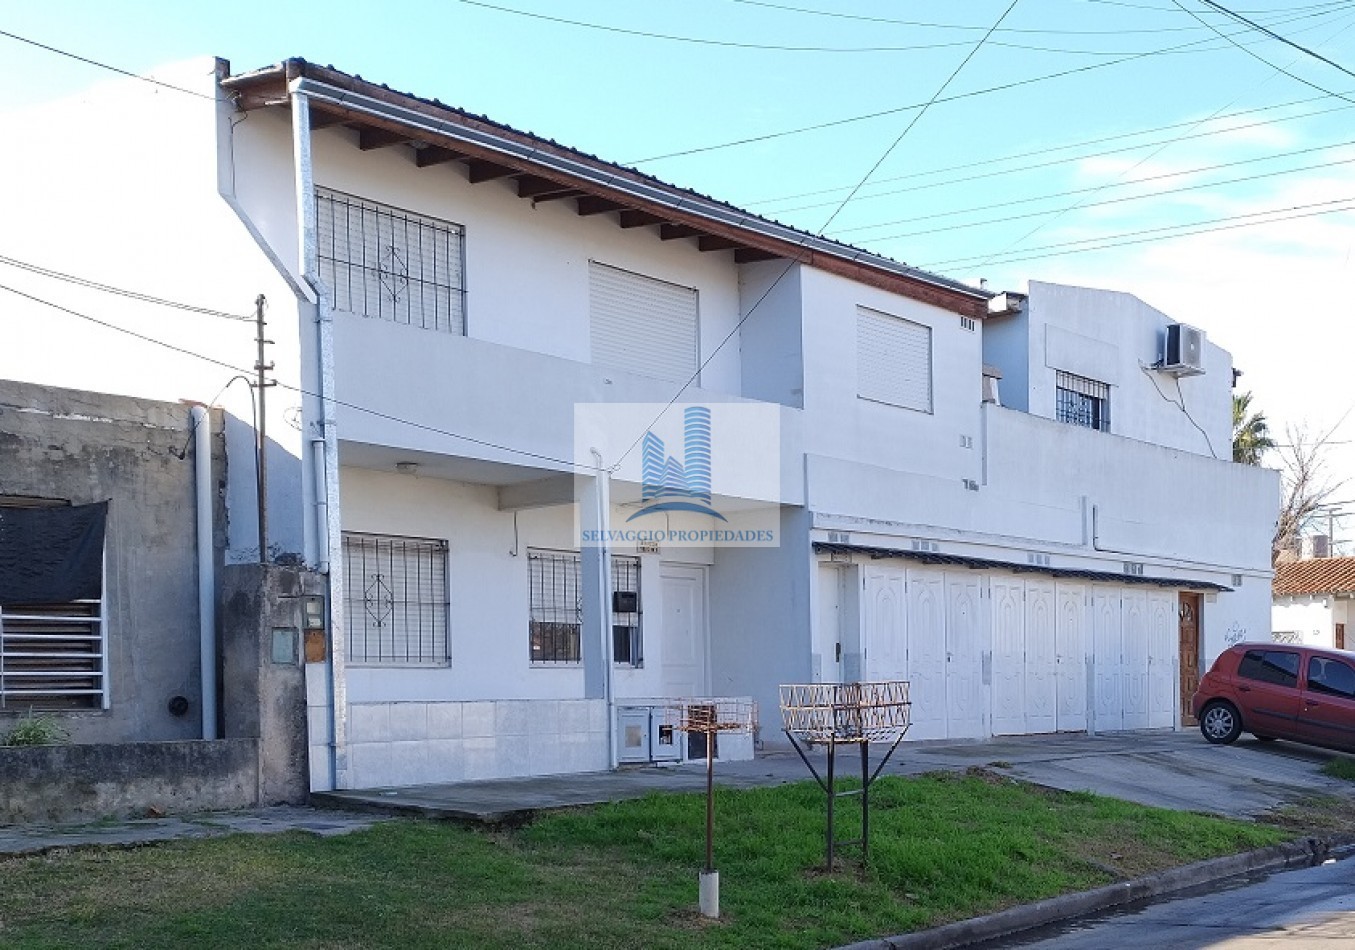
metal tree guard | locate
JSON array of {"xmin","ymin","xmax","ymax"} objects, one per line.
[
  {"xmin": 666, "ymin": 697, "xmax": 757, "ymax": 919},
  {"xmin": 780, "ymin": 681, "xmax": 911, "ymax": 872}
]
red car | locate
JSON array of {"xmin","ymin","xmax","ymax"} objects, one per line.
[{"xmin": 1193, "ymin": 642, "xmax": 1355, "ymax": 752}]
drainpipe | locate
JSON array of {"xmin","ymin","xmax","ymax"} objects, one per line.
[
  {"xmin": 591, "ymin": 448, "xmax": 618, "ymax": 770},
  {"xmin": 192, "ymin": 405, "xmax": 218, "ymax": 740},
  {"xmin": 290, "ymin": 79, "xmax": 349, "ymax": 790}
]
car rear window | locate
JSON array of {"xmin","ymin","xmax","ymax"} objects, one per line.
[
  {"xmin": 1307, "ymin": 656, "xmax": 1355, "ymax": 698},
  {"xmin": 1237, "ymin": 649, "xmax": 1300, "ymax": 687}
]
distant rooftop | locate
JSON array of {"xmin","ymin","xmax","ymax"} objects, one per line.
[{"xmin": 1273, "ymin": 557, "xmax": 1355, "ymax": 597}]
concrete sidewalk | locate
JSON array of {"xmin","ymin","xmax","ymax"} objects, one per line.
[{"xmin": 311, "ymin": 729, "xmax": 1353, "ymax": 823}]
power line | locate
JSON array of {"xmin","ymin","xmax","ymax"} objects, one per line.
[
  {"xmin": 1199, "ymin": 0, "xmax": 1355, "ymax": 80},
  {"xmin": 0, "ymin": 29, "xmax": 220, "ymax": 101},
  {"xmin": 605, "ymin": 0, "xmax": 1021, "ymax": 473},
  {"xmin": 730, "ymin": 0, "xmax": 1346, "ymax": 35},
  {"xmin": 850, "ymin": 151, "xmax": 1355, "ymax": 244},
  {"xmin": 746, "ymin": 92, "xmax": 1354, "ymax": 209},
  {"xmin": 626, "ymin": 7, "xmax": 1345, "ymax": 165},
  {"xmin": 1170, "ymin": 0, "xmax": 1355, "ymax": 105},
  {"xmin": 963, "ymin": 6, "xmax": 1355, "ymax": 272},
  {"xmin": 0, "ymin": 254, "xmax": 254, "ymax": 321},
  {"xmin": 919, "ymin": 194, "xmax": 1355, "ymax": 270},
  {"xmin": 0, "ymin": 282, "xmax": 589, "ymax": 473}
]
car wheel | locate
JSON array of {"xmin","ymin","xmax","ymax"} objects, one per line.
[{"xmin": 1200, "ymin": 701, "xmax": 1243, "ymax": 745}]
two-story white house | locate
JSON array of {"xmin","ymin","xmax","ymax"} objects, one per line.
[{"xmin": 0, "ymin": 57, "xmax": 1278, "ymax": 792}]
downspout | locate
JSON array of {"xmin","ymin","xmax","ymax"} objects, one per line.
[
  {"xmin": 591, "ymin": 448, "xmax": 617, "ymax": 770},
  {"xmin": 192, "ymin": 405, "xmax": 219, "ymax": 740},
  {"xmin": 290, "ymin": 79, "xmax": 349, "ymax": 790}
]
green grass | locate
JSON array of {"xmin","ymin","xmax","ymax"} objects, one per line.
[
  {"xmin": 0, "ymin": 772, "xmax": 1288, "ymax": 949},
  {"xmin": 1320, "ymin": 757, "xmax": 1355, "ymax": 782}
]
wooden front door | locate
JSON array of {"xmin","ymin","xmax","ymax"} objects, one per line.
[
  {"xmin": 1179, "ymin": 592, "xmax": 1202, "ymax": 725},
  {"xmin": 1337, "ymin": 623, "xmax": 1346, "ymax": 650}
]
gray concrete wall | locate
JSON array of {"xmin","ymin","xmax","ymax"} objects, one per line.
[
  {"xmin": 0, "ymin": 739, "xmax": 257, "ymax": 823},
  {"xmin": 0, "ymin": 380, "xmax": 226, "ymax": 743},
  {"xmin": 221, "ymin": 563, "xmax": 319, "ymax": 804}
]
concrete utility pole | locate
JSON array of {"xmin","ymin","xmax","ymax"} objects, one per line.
[{"xmin": 253, "ymin": 294, "xmax": 275, "ymax": 564}]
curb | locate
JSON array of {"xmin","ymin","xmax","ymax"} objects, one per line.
[{"xmin": 837, "ymin": 834, "xmax": 1355, "ymax": 950}]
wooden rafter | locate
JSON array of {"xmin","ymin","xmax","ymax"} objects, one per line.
[
  {"xmin": 698, "ymin": 235, "xmax": 740, "ymax": 252},
  {"xmin": 618, "ymin": 209, "xmax": 665, "ymax": 229},
  {"xmin": 660, "ymin": 224, "xmax": 701, "ymax": 241},
  {"xmin": 359, "ymin": 127, "xmax": 411, "ymax": 150},
  {"xmin": 466, "ymin": 159, "xmax": 517, "ymax": 183},
  {"xmin": 576, "ymin": 196, "xmax": 625, "ymax": 216},
  {"xmin": 735, "ymin": 248, "xmax": 781, "ymax": 263},
  {"xmin": 416, "ymin": 145, "xmax": 466, "ymax": 168}
]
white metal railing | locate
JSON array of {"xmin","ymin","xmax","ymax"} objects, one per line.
[{"xmin": 0, "ymin": 601, "xmax": 106, "ymax": 710}]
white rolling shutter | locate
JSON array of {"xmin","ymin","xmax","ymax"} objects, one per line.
[
  {"xmin": 590, "ymin": 263, "xmax": 699, "ymax": 383},
  {"xmin": 857, "ymin": 306, "xmax": 932, "ymax": 412}
]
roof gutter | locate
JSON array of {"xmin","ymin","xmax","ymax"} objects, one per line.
[{"xmin": 284, "ymin": 75, "xmax": 988, "ymax": 306}]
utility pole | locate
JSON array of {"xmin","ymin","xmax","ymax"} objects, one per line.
[{"xmin": 253, "ymin": 294, "xmax": 275, "ymax": 564}]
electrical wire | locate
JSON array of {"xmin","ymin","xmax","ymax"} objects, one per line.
[
  {"xmin": 0, "ymin": 29, "xmax": 220, "ymax": 101},
  {"xmin": 605, "ymin": 0, "xmax": 1022, "ymax": 473},
  {"xmin": 1140, "ymin": 363, "xmax": 1219, "ymax": 459},
  {"xmin": 1170, "ymin": 0, "xmax": 1355, "ymax": 104},
  {"xmin": 626, "ymin": 6, "xmax": 1347, "ymax": 165},
  {"xmin": 849, "ymin": 152, "xmax": 1355, "ymax": 243},
  {"xmin": 1199, "ymin": 0, "xmax": 1355, "ymax": 80},
  {"xmin": 745, "ymin": 91, "xmax": 1354, "ymax": 209},
  {"xmin": 919, "ymin": 194, "xmax": 1355, "ymax": 270},
  {"xmin": 729, "ymin": 0, "xmax": 1350, "ymax": 34},
  {"xmin": 0, "ymin": 254, "xmax": 254, "ymax": 321},
  {"xmin": 0, "ymin": 282, "xmax": 591, "ymax": 473}
]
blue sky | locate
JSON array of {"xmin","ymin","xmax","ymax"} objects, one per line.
[{"xmin": 3, "ymin": 0, "xmax": 1355, "ymax": 520}]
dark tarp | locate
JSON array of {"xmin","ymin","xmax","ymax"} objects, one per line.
[{"xmin": 0, "ymin": 501, "xmax": 108, "ymax": 606}]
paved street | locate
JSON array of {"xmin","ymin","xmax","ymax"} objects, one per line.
[{"xmin": 988, "ymin": 852, "xmax": 1355, "ymax": 948}]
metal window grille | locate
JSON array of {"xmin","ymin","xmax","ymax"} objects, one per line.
[
  {"xmin": 343, "ymin": 533, "xmax": 449, "ymax": 666},
  {"xmin": 612, "ymin": 555, "xmax": 642, "ymax": 667},
  {"xmin": 1055, "ymin": 371, "xmax": 1110, "ymax": 432},
  {"xmin": 316, "ymin": 187, "xmax": 466, "ymax": 334},
  {"xmin": 0, "ymin": 601, "xmax": 105, "ymax": 711},
  {"xmin": 529, "ymin": 550, "xmax": 582, "ymax": 665}
]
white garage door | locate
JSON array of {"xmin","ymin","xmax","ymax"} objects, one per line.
[
  {"xmin": 1091, "ymin": 585, "xmax": 1178, "ymax": 732},
  {"xmin": 991, "ymin": 577, "xmax": 1087, "ymax": 736}
]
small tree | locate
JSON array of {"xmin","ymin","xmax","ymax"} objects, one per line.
[
  {"xmin": 1233, "ymin": 391, "xmax": 1275, "ymax": 465},
  {"xmin": 1273, "ymin": 424, "xmax": 1343, "ymax": 564}
]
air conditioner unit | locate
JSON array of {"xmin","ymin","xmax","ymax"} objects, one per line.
[{"xmin": 1161, "ymin": 323, "xmax": 1205, "ymax": 376}]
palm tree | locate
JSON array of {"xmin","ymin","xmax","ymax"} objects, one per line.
[{"xmin": 1232, "ymin": 391, "xmax": 1275, "ymax": 465}]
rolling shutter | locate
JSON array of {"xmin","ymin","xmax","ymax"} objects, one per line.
[
  {"xmin": 590, "ymin": 263, "xmax": 699, "ymax": 383},
  {"xmin": 857, "ymin": 306, "xmax": 932, "ymax": 412}
]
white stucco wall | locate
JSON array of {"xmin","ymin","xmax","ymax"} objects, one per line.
[
  {"xmin": 1006, "ymin": 282, "xmax": 1233, "ymax": 459},
  {"xmin": 1271, "ymin": 598, "xmax": 1334, "ymax": 647}
]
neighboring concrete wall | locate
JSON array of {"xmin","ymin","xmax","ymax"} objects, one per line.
[
  {"xmin": 0, "ymin": 379, "xmax": 224, "ymax": 744},
  {"xmin": 221, "ymin": 564, "xmax": 319, "ymax": 805},
  {"xmin": 0, "ymin": 739, "xmax": 257, "ymax": 823}
]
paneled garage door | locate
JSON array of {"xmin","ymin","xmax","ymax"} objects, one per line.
[{"xmin": 861, "ymin": 565, "xmax": 1177, "ymax": 740}]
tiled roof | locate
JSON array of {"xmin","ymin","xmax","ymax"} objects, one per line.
[{"xmin": 1273, "ymin": 557, "xmax": 1355, "ymax": 597}]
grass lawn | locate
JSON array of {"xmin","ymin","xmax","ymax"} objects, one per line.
[
  {"xmin": 1321, "ymin": 757, "xmax": 1355, "ymax": 782},
  {"xmin": 0, "ymin": 771, "xmax": 1288, "ymax": 949}
]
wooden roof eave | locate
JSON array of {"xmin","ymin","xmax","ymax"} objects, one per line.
[{"xmin": 222, "ymin": 62, "xmax": 990, "ymax": 320}]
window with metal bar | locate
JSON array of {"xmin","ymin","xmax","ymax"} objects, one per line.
[
  {"xmin": 316, "ymin": 187, "xmax": 466, "ymax": 334},
  {"xmin": 342, "ymin": 533, "xmax": 449, "ymax": 666},
  {"xmin": 0, "ymin": 497, "xmax": 105, "ymax": 711},
  {"xmin": 612, "ymin": 555, "xmax": 642, "ymax": 667},
  {"xmin": 528, "ymin": 550, "xmax": 583, "ymax": 665},
  {"xmin": 1055, "ymin": 371, "xmax": 1110, "ymax": 432}
]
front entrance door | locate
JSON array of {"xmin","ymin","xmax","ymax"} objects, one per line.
[
  {"xmin": 1337, "ymin": 623, "xmax": 1346, "ymax": 650},
  {"xmin": 1179, "ymin": 592, "xmax": 1201, "ymax": 726},
  {"xmin": 660, "ymin": 566, "xmax": 708, "ymax": 699}
]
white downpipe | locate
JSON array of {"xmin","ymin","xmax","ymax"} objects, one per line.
[
  {"xmin": 191, "ymin": 406, "xmax": 218, "ymax": 740},
  {"xmin": 591, "ymin": 449, "xmax": 617, "ymax": 770},
  {"xmin": 311, "ymin": 438, "xmax": 330, "ymax": 574},
  {"xmin": 291, "ymin": 86, "xmax": 349, "ymax": 790}
]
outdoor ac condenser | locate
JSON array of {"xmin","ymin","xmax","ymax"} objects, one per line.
[{"xmin": 1161, "ymin": 323, "xmax": 1206, "ymax": 376}]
